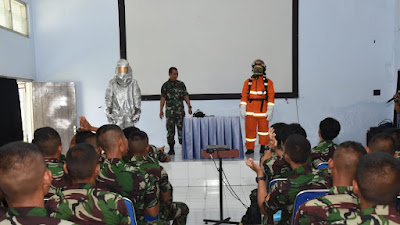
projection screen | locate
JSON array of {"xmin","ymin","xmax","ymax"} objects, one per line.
[{"xmin": 124, "ymin": 0, "xmax": 298, "ymax": 99}]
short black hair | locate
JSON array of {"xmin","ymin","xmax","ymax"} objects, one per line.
[
  {"xmin": 319, "ymin": 117, "xmax": 341, "ymax": 140},
  {"xmin": 169, "ymin": 67, "xmax": 177, "ymax": 74},
  {"xmin": 384, "ymin": 128, "xmax": 400, "ymax": 152},
  {"xmin": 96, "ymin": 124, "xmax": 123, "ymax": 151},
  {"xmin": 281, "ymin": 123, "xmax": 307, "ymax": 144},
  {"xmin": 128, "ymin": 130, "xmax": 148, "ymax": 154},
  {"xmin": 0, "ymin": 142, "xmax": 46, "ymax": 197},
  {"xmin": 367, "ymin": 133, "xmax": 396, "ymax": 155},
  {"xmin": 32, "ymin": 127, "xmax": 61, "ymax": 157},
  {"xmin": 66, "ymin": 143, "xmax": 99, "ymax": 181},
  {"xmin": 284, "ymin": 134, "xmax": 311, "ymax": 164},
  {"xmin": 355, "ymin": 152, "xmax": 400, "ymax": 205},
  {"xmin": 0, "ymin": 142, "xmax": 44, "ymax": 174},
  {"xmin": 128, "ymin": 130, "xmax": 147, "ymax": 142},
  {"xmin": 336, "ymin": 141, "xmax": 367, "ymax": 156},
  {"xmin": 123, "ymin": 126, "xmax": 141, "ymax": 139},
  {"xmin": 271, "ymin": 123, "xmax": 288, "ymax": 149},
  {"xmin": 75, "ymin": 131, "xmax": 96, "ymax": 144},
  {"xmin": 333, "ymin": 141, "xmax": 367, "ymax": 175}
]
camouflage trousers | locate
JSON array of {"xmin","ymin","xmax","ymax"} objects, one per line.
[
  {"xmin": 160, "ymin": 201, "xmax": 189, "ymax": 225},
  {"xmin": 166, "ymin": 114, "xmax": 184, "ymax": 145}
]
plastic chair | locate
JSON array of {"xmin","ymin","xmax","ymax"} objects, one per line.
[
  {"xmin": 269, "ymin": 178, "xmax": 287, "ymax": 193},
  {"xmin": 268, "ymin": 178, "xmax": 287, "ymax": 222},
  {"xmin": 316, "ymin": 162, "xmax": 329, "ymax": 170},
  {"xmin": 291, "ymin": 189, "xmax": 329, "ymax": 225},
  {"xmin": 123, "ymin": 197, "xmax": 137, "ymax": 225}
]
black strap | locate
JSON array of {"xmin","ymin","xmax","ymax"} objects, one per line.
[{"xmin": 247, "ymin": 76, "xmax": 269, "ymax": 111}]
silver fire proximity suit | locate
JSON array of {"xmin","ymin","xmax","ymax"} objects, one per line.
[{"xmin": 105, "ymin": 59, "xmax": 141, "ymax": 129}]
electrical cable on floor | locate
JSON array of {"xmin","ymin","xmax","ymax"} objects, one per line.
[{"xmin": 210, "ymin": 154, "xmax": 248, "ymax": 209}]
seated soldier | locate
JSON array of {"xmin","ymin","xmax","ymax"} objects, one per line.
[
  {"xmin": 128, "ymin": 131, "xmax": 189, "ymax": 225},
  {"xmin": 74, "ymin": 130, "xmax": 106, "ymax": 163},
  {"xmin": 310, "ymin": 117, "xmax": 341, "ymax": 168},
  {"xmin": 295, "ymin": 141, "xmax": 367, "ymax": 225},
  {"xmin": 263, "ymin": 123, "xmax": 307, "ymax": 179},
  {"xmin": 366, "ymin": 132, "xmax": 398, "ymax": 158},
  {"xmin": 95, "ymin": 124, "xmax": 160, "ymax": 225},
  {"xmin": 32, "ymin": 127, "xmax": 71, "ymax": 198},
  {"xmin": 246, "ymin": 134, "xmax": 330, "ymax": 225},
  {"xmin": 32, "ymin": 127, "xmax": 64, "ymax": 179},
  {"xmin": 385, "ymin": 128, "xmax": 400, "ymax": 160},
  {"xmin": 123, "ymin": 126, "xmax": 170, "ymax": 164},
  {"xmin": 334, "ymin": 152, "xmax": 400, "ymax": 224},
  {"xmin": 46, "ymin": 143, "xmax": 131, "ymax": 225},
  {"xmin": 0, "ymin": 142, "xmax": 74, "ymax": 224}
]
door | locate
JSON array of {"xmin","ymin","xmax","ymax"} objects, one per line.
[{"xmin": 32, "ymin": 82, "xmax": 77, "ymax": 153}]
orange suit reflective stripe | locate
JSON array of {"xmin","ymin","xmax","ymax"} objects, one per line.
[{"xmin": 240, "ymin": 76, "xmax": 275, "ymax": 150}]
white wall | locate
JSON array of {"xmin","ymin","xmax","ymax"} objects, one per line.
[
  {"xmin": 0, "ymin": 0, "xmax": 35, "ymax": 80},
  {"xmin": 31, "ymin": 0, "xmax": 399, "ymax": 147}
]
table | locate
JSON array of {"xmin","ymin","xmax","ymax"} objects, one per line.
[{"xmin": 182, "ymin": 116, "xmax": 244, "ymax": 160}]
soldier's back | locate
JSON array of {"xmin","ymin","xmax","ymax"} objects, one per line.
[
  {"xmin": 0, "ymin": 207, "xmax": 75, "ymax": 225},
  {"xmin": 333, "ymin": 205, "xmax": 400, "ymax": 225},
  {"xmin": 264, "ymin": 164, "xmax": 330, "ymax": 225},
  {"xmin": 295, "ymin": 186, "xmax": 359, "ymax": 225},
  {"xmin": 97, "ymin": 158, "xmax": 158, "ymax": 224},
  {"xmin": 46, "ymin": 183, "xmax": 131, "ymax": 225}
]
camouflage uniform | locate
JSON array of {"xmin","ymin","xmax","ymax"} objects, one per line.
[
  {"xmin": 96, "ymin": 158, "xmax": 158, "ymax": 225},
  {"xmin": 99, "ymin": 152, "xmax": 107, "ymax": 164},
  {"xmin": 46, "ymin": 183, "xmax": 131, "ymax": 225},
  {"xmin": 44, "ymin": 158, "xmax": 65, "ymax": 179},
  {"xmin": 310, "ymin": 140, "xmax": 337, "ymax": 168},
  {"xmin": 46, "ymin": 174, "xmax": 72, "ymax": 199},
  {"xmin": 262, "ymin": 152, "xmax": 319, "ymax": 180},
  {"xmin": 129, "ymin": 156, "xmax": 189, "ymax": 225},
  {"xmin": 262, "ymin": 151, "xmax": 292, "ymax": 179},
  {"xmin": 0, "ymin": 207, "xmax": 75, "ymax": 225},
  {"xmin": 294, "ymin": 186, "xmax": 360, "ymax": 225},
  {"xmin": 333, "ymin": 205, "xmax": 400, "ymax": 225},
  {"xmin": 148, "ymin": 145, "xmax": 169, "ymax": 164},
  {"xmin": 44, "ymin": 157, "xmax": 70, "ymax": 199},
  {"xmin": 161, "ymin": 79, "xmax": 188, "ymax": 145},
  {"xmin": 262, "ymin": 164, "xmax": 331, "ymax": 225}
]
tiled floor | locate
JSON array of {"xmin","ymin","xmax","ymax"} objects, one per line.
[
  {"xmin": 161, "ymin": 145, "xmax": 263, "ymax": 224},
  {"xmin": 162, "ymin": 145, "xmax": 264, "ymax": 187},
  {"xmin": 173, "ymin": 185, "xmax": 257, "ymax": 224}
]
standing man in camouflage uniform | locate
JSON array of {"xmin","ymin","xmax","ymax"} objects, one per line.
[
  {"xmin": 95, "ymin": 125, "xmax": 160, "ymax": 225},
  {"xmin": 246, "ymin": 134, "xmax": 330, "ymax": 225},
  {"xmin": 295, "ymin": 141, "xmax": 367, "ymax": 225},
  {"xmin": 0, "ymin": 142, "xmax": 74, "ymax": 225},
  {"xmin": 334, "ymin": 152, "xmax": 400, "ymax": 224},
  {"xmin": 160, "ymin": 67, "xmax": 192, "ymax": 155},
  {"xmin": 46, "ymin": 143, "xmax": 131, "ymax": 225}
]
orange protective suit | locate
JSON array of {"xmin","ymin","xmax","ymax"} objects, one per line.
[{"xmin": 240, "ymin": 76, "xmax": 275, "ymax": 150}]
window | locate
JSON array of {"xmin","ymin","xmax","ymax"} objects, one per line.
[{"xmin": 0, "ymin": 0, "xmax": 28, "ymax": 36}]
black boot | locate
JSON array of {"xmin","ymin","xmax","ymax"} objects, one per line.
[
  {"xmin": 260, "ymin": 145, "xmax": 266, "ymax": 154},
  {"xmin": 245, "ymin": 149, "xmax": 254, "ymax": 154},
  {"xmin": 168, "ymin": 143, "xmax": 175, "ymax": 155}
]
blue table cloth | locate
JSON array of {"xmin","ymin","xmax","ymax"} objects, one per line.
[{"xmin": 182, "ymin": 116, "xmax": 244, "ymax": 160}]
